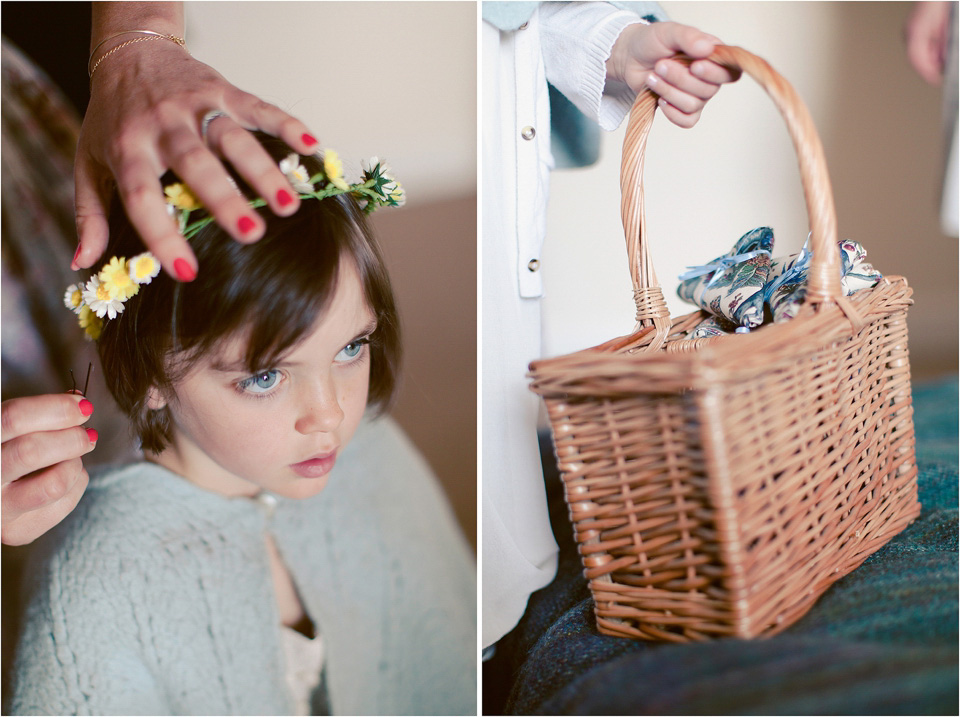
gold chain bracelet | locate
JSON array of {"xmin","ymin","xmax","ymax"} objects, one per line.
[{"xmin": 88, "ymin": 31, "xmax": 186, "ymax": 80}]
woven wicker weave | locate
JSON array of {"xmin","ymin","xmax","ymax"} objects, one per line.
[{"xmin": 528, "ymin": 46, "xmax": 920, "ymax": 641}]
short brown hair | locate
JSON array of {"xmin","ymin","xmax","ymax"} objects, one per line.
[{"xmin": 96, "ymin": 134, "xmax": 401, "ymax": 453}]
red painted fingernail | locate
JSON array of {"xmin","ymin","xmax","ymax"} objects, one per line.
[
  {"xmin": 238, "ymin": 216, "xmax": 257, "ymax": 234},
  {"xmin": 86, "ymin": 428, "xmax": 99, "ymax": 443},
  {"xmin": 174, "ymin": 258, "xmax": 196, "ymax": 282},
  {"xmin": 72, "ymin": 242, "xmax": 82, "ymax": 265},
  {"xmin": 79, "ymin": 399, "xmax": 94, "ymax": 417},
  {"xmin": 301, "ymin": 133, "xmax": 318, "ymax": 147},
  {"xmin": 277, "ymin": 189, "xmax": 294, "ymax": 207}
]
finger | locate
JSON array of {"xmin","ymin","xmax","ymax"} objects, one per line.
[
  {"xmin": 1, "ymin": 394, "xmax": 94, "ymax": 443},
  {"xmin": 114, "ymin": 154, "xmax": 200, "ymax": 281},
  {"xmin": 159, "ymin": 123, "xmax": 266, "ymax": 243},
  {"xmin": 74, "ymin": 155, "xmax": 114, "ymax": 270},
  {"xmin": 657, "ymin": 97, "xmax": 703, "ymax": 129},
  {"xmin": 228, "ymin": 90, "xmax": 320, "ymax": 156},
  {"xmin": 204, "ymin": 117, "xmax": 302, "ymax": 217},
  {"xmin": 2, "ymin": 457, "xmax": 86, "ymax": 520},
  {"xmin": 690, "ymin": 58, "xmax": 740, "ymax": 86},
  {"xmin": 646, "ymin": 75, "xmax": 708, "ymax": 116},
  {"xmin": 651, "ymin": 59, "xmax": 723, "ymax": 102},
  {"xmin": 907, "ymin": 39, "xmax": 943, "ymax": 84},
  {"xmin": 1, "ymin": 425, "xmax": 97, "ymax": 486},
  {"xmin": 1, "ymin": 464, "xmax": 89, "ymax": 546}
]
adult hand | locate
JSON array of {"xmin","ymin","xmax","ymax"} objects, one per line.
[
  {"xmin": 607, "ymin": 21, "xmax": 740, "ymax": 128},
  {"xmin": 904, "ymin": 1, "xmax": 951, "ymax": 85},
  {"xmin": 1, "ymin": 394, "xmax": 98, "ymax": 545},
  {"xmin": 74, "ymin": 37, "xmax": 321, "ymax": 281}
]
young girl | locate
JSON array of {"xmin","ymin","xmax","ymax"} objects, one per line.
[{"xmin": 10, "ymin": 135, "xmax": 476, "ymax": 715}]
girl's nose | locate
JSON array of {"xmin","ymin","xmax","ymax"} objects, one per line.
[{"xmin": 295, "ymin": 380, "xmax": 344, "ymax": 434}]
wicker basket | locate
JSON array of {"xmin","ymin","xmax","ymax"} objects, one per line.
[{"xmin": 528, "ymin": 46, "xmax": 920, "ymax": 642}]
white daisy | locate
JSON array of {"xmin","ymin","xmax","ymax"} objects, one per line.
[
  {"xmin": 361, "ymin": 157, "xmax": 391, "ymax": 177},
  {"xmin": 279, "ymin": 153, "xmax": 314, "ymax": 193},
  {"xmin": 63, "ymin": 283, "xmax": 85, "ymax": 314},
  {"xmin": 82, "ymin": 275, "xmax": 125, "ymax": 320},
  {"xmin": 128, "ymin": 252, "xmax": 162, "ymax": 284}
]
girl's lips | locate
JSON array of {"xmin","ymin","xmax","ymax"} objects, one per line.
[{"xmin": 290, "ymin": 451, "xmax": 337, "ymax": 479}]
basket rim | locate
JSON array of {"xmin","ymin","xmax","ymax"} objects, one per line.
[{"xmin": 529, "ymin": 275, "xmax": 912, "ymax": 395}]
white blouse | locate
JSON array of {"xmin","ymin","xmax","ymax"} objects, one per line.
[
  {"xmin": 280, "ymin": 625, "xmax": 324, "ymax": 716},
  {"xmin": 481, "ymin": 2, "xmax": 657, "ymax": 649}
]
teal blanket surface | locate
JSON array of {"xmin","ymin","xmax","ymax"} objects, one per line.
[{"xmin": 485, "ymin": 377, "xmax": 958, "ymax": 715}]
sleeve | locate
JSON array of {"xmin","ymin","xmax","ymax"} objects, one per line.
[
  {"xmin": 539, "ymin": 1, "xmax": 666, "ymax": 130},
  {"xmin": 9, "ymin": 544, "xmax": 169, "ymax": 715}
]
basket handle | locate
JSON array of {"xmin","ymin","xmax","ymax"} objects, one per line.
[{"xmin": 621, "ymin": 45, "xmax": 844, "ymax": 349}]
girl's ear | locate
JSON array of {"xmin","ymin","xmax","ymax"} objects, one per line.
[{"xmin": 145, "ymin": 386, "xmax": 167, "ymax": 411}]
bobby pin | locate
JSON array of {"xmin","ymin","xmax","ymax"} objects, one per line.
[{"xmin": 70, "ymin": 362, "xmax": 94, "ymax": 396}]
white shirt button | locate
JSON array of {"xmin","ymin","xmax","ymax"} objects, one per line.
[
  {"xmin": 254, "ymin": 491, "xmax": 278, "ymax": 518},
  {"xmin": 521, "ymin": 126, "xmax": 536, "ymax": 140},
  {"xmin": 527, "ymin": 259, "xmax": 540, "ymax": 272}
]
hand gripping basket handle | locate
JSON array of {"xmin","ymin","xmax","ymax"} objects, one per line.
[{"xmin": 621, "ymin": 45, "xmax": 846, "ymax": 349}]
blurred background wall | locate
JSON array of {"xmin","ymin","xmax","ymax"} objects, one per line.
[
  {"xmin": 188, "ymin": 1, "xmax": 479, "ymax": 548},
  {"xmin": 542, "ymin": 1, "xmax": 958, "ymax": 382}
]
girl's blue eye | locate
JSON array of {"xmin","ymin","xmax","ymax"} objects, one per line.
[
  {"xmin": 238, "ymin": 370, "xmax": 281, "ymax": 394},
  {"xmin": 336, "ymin": 339, "xmax": 369, "ymax": 363}
]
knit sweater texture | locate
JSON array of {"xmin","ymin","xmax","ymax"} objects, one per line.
[{"xmin": 10, "ymin": 416, "xmax": 476, "ymax": 716}]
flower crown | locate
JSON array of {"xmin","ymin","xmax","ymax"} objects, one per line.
[{"xmin": 65, "ymin": 150, "xmax": 404, "ymax": 340}]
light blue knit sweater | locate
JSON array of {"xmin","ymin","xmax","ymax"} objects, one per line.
[{"xmin": 10, "ymin": 416, "xmax": 476, "ymax": 716}]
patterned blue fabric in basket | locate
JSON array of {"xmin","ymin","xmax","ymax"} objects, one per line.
[
  {"xmin": 677, "ymin": 227, "xmax": 774, "ymax": 329},
  {"xmin": 484, "ymin": 378, "xmax": 958, "ymax": 716}
]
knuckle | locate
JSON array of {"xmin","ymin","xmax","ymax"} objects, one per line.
[
  {"xmin": 41, "ymin": 463, "xmax": 75, "ymax": 503},
  {"xmin": 10, "ymin": 434, "xmax": 42, "ymax": 473},
  {"xmin": 153, "ymin": 98, "xmax": 187, "ymax": 127},
  {"xmin": 250, "ymin": 98, "xmax": 281, "ymax": 119},
  {"xmin": 172, "ymin": 143, "xmax": 211, "ymax": 174},
  {"xmin": 1, "ymin": 399, "xmax": 25, "ymax": 437},
  {"xmin": 109, "ymin": 130, "xmax": 146, "ymax": 167},
  {"xmin": 250, "ymin": 163, "xmax": 282, "ymax": 189},
  {"xmin": 219, "ymin": 125, "xmax": 253, "ymax": 154},
  {"xmin": 120, "ymin": 181, "xmax": 158, "ymax": 215},
  {"xmin": 276, "ymin": 116, "xmax": 305, "ymax": 138}
]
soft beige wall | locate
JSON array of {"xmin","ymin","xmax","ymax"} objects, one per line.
[
  {"xmin": 186, "ymin": 1, "xmax": 477, "ymax": 203},
  {"xmin": 542, "ymin": 1, "xmax": 957, "ymax": 378}
]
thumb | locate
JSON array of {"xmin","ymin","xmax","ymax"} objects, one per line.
[
  {"xmin": 73, "ymin": 155, "xmax": 113, "ymax": 270},
  {"xmin": 656, "ymin": 22, "xmax": 721, "ymax": 59}
]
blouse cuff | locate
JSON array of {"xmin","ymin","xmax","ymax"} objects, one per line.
[{"xmin": 541, "ymin": 3, "xmax": 663, "ymax": 131}]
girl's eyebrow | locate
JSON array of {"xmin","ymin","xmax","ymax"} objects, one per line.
[
  {"xmin": 210, "ymin": 318, "xmax": 378, "ymax": 373},
  {"xmin": 210, "ymin": 357, "xmax": 274, "ymax": 373},
  {"xmin": 356, "ymin": 318, "xmax": 379, "ymax": 338}
]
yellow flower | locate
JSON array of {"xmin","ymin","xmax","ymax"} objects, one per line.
[
  {"xmin": 129, "ymin": 252, "xmax": 162, "ymax": 285},
  {"xmin": 78, "ymin": 306, "xmax": 102, "ymax": 341},
  {"xmin": 323, "ymin": 150, "xmax": 350, "ymax": 191},
  {"xmin": 99, "ymin": 257, "xmax": 140, "ymax": 301},
  {"xmin": 164, "ymin": 183, "xmax": 202, "ymax": 211},
  {"xmin": 387, "ymin": 181, "xmax": 406, "ymax": 207}
]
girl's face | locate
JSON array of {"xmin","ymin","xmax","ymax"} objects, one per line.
[{"xmin": 149, "ymin": 260, "xmax": 374, "ymax": 500}]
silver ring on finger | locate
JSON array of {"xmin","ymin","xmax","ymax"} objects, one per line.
[{"xmin": 200, "ymin": 110, "xmax": 230, "ymax": 144}]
